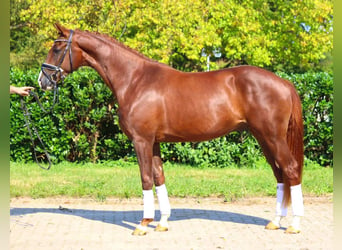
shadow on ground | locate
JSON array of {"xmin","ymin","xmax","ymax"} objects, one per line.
[{"xmin": 10, "ymin": 206, "xmax": 269, "ymax": 231}]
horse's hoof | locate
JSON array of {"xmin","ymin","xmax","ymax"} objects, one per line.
[
  {"xmin": 265, "ymin": 221, "xmax": 280, "ymax": 230},
  {"xmin": 132, "ymin": 227, "xmax": 147, "ymax": 236},
  {"xmin": 155, "ymin": 224, "xmax": 169, "ymax": 232},
  {"xmin": 285, "ymin": 226, "xmax": 300, "ymax": 234}
]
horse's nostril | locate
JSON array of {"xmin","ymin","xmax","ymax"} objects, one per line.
[{"xmin": 39, "ymin": 78, "xmax": 49, "ymax": 91}]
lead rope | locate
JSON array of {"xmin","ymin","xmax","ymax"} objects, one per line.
[
  {"xmin": 20, "ymin": 88, "xmax": 59, "ymax": 170},
  {"xmin": 30, "ymin": 83, "xmax": 59, "ymax": 113},
  {"xmin": 22, "ymin": 29, "xmax": 72, "ymax": 170}
]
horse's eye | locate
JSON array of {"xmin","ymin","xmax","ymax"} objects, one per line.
[{"xmin": 51, "ymin": 74, "xmax": 57, "ymax": 81}]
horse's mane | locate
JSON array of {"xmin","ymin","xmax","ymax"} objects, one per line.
[{"xmin": 79, "ymin": 29, "xmax": 164, "ymax": 65}]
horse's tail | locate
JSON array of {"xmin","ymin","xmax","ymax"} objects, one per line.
[{"xmin": 283, "ymin": 86, "xmax": 304, "ymax": 206}]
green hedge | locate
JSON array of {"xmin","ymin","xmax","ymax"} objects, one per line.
[
  {"xmin": 277, "ymin": 72, "xmax": 333, "ymax": 166},
  {"xmin": 10, "ymin": 67, "xmax": 333, "ymax": 167}
]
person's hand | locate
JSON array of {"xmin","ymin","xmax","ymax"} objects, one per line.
[{"xmin": 10, "ymin": 86, "xmax": 34, "ymax": 96}]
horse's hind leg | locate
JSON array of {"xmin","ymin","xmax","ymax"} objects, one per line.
[
  {"xmin": 256, "ymin": 138, "xmax": 291, "ymax": 230},
  {"xmin": 251, "ymin": 130, "xmax": 304, "ymax": 233},
  {"xmin": 267, "ymin": 138, "xmax": 303, "ymax": 233},
  {"xmin": 152, "ymin": 143, "xmax": 171, "ymax": 232}
]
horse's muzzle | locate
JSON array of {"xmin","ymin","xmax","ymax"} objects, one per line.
[{"xmin": 38, "ymin": 71, "xmax": 54, "ymax": 91}]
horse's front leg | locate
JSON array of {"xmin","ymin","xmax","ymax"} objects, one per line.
[
  {"xmin": 153, "ymin": 143, "xmax": 171, "ymax": 232},
  {"xmin": 132, "ymin": 137, "xmax": 155, "ymax": 236}
]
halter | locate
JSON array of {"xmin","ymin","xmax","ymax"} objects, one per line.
[
  {"xmin": 23, "ymin": 29, "xmax": 74, "ymax": 170},
  {"xmin": 41, "ymin": 29, "xmax": 74, "ymax": 87}
]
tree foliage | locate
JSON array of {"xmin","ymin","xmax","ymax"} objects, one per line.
[{"xmin": 11, "ymin": 0, "xmax": 332, "ymax": 72}]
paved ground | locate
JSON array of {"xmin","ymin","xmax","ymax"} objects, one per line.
[{"xmin": 10, "ymin": 196, "xmax": 333, "ymax": 250}]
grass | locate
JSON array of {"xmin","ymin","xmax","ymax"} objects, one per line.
[{"xmin": 10, "ymin": 159, "xmax": 333, "ymax": 202}]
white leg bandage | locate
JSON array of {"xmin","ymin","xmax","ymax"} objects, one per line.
[
  {"xmin": 291, "ymin": 216, "xmax": 301, "ymax": 229},
  {"xmin": 156, "ymin": 184, "xmax": 171, "ymax": 217},
  {"xmin": 143, "ymin": 189, "xmax": 155, "ymax": 219},
  {"xmin": 291, "ymin": 184, "xmax": 304, "ymax": 217},
  {"xmin": 159, "ymin": 214, "xmax": 169, "ymax": 227},
  {"xmin": 276, "ymin": 183, "xmax": 288, "ymax": 217},
  {"xmin": 270, "ymin": 183, "xmax": 287, "ymax": 227}
]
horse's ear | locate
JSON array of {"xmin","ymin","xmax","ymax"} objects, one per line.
[{"xmin": 54, "ymin": 23, "xmax": 68, "ymax": 37}]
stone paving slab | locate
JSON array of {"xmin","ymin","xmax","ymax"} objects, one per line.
[{"xmin": 10, "ymin": 196, "xmax": 333, "ymax": 250}]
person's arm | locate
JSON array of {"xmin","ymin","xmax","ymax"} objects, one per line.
[{"xmin": 10, "ymin": 86, "xmax": 34, "ymax": 96}]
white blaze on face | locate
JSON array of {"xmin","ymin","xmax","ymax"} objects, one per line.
[{"xmin": 38, "ymin": 71, "xmax": 43, "ymax": 89}]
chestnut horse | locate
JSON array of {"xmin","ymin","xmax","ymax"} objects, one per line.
[{"xmin": 38, "ymin": 24, "xmax": 304, "ymax": 235}]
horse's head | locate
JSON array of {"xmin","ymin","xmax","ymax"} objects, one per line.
[{"xmin": 38, "ymin": 23, "xmax": 82, "ymax": 91}]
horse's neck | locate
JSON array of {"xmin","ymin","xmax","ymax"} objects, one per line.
[{"xmin": 77, "ymin": 31, "xmax": 145, "ymax": 103}]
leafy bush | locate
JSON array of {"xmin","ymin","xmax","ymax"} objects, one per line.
[
  {"xmin": 10, "ymin": 68, "xmax": 332, "ymax": 167},
  {"xmin": 277, "ymin": 72, "xmax": 333, "ymax": 167},
  {"xmin": 160, "ymin": 133, "xmax": 263, "ymax": 168},
  {"xmin": 10, "ymin": 67, "xmax": 134, "ymax": 164}
]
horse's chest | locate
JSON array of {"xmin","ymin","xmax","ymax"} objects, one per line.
[{"xmin": 117, "ymin": 108, "xmax": 132, "ymax": 137}]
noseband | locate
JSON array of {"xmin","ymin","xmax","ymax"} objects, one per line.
[{"xmin": 41, "ymin": 29, "xmax": 74, "ymax": 86}]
